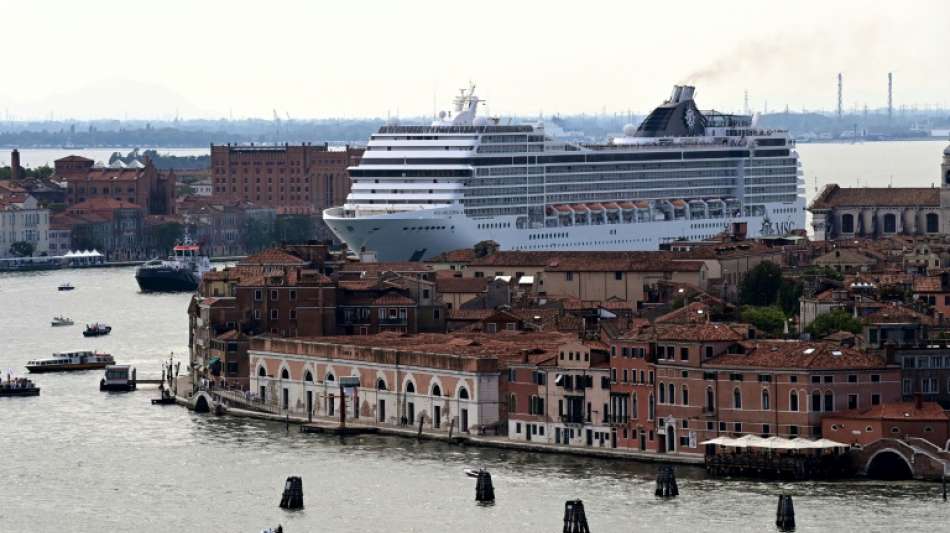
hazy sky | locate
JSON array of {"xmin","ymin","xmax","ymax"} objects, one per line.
[{"xmin": 2, "ymin": 0, "xmax": 948, "ymax": 120}]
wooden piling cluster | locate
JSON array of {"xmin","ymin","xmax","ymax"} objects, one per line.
[
  {"xmin": 475, "ymin": 469, "xmax": 495, "ymax": 503},
  {"xmin": 562, "ymin": 499, "xmax": 591, "ymax": 533},
  {"xmin": 775, "ymin": 494, "xmax": 795, "ymax": 532},
  {"xmin": 279, "ymin": 476, "xmax": 304, "ymax": 510},
  {"xmin": 654, "ymin": 465, "xmax": 679, "ymax": 498}
]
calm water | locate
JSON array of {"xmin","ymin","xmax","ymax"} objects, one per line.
[{"xmin": 1, "ymin": 269, "xmax": 949, "ymax": 532}]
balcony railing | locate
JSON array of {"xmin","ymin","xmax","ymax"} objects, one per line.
[
  {"xmin": 606, "ymin": 415, "xmax": 630, "ymax": 425},
  {"xmin": 560, "ymin": 414, "xmax": 586, "ymax": 425}
]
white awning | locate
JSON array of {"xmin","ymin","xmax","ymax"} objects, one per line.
[{"xmin": 699, "ymin": 436, "xmax": 848, "ymax": 450}]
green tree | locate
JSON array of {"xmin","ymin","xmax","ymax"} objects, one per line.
[
  {"xmin": 71, "ymin": 225, "xmax": 103, "ymax": 252},
  {"xmin": 242, "ymin": 217, "xmax": 272, "ymax": 252},
  {"xmin": 272, "ymin": 215, "xmax": 314, "ymax": 244},
  {"xmin": 739, "ymin": 261, "xmax": 784, "ymax": 306},
  {"xmin": 9, "ymin": 241, "xmax": 34, "ymax": 257},
  {"xmin": 806, "ymin": 309, "xmax": 863, "ymax": 339},
  {"xmin": 473, "ymin": 240, "xmax": 500, "ymax": 258},
  {"xmin": 740, "ymin": 306, "xmax": 787, "ymax": 337},
  {"xmin": 148, "ymin": 222, "xmax": 183, "ymax": 254},
  {"xmin": 777, "ymin": 278, "xmax": 803, "ymax": 316}
]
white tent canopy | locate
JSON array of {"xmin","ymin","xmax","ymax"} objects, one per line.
[{"xmin": 699, "ymin": 436, "xmax": 848, "ymax": 450}]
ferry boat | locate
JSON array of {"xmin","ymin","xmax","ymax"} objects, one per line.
[
  {"xmin": 324, "ymin": 84, "xmax": 806, "ymax": 261},
  {"xmin": 0, "ymin": 376, "xmax": 40, "ymax": 397},
  {"xmin": 51, "ymin": 316, "xmax": 74, "ymax": 327},
  {"xmin": 26, "ymin": 351, "xmax": 115, "ymax": 373},
  {"xmin": 100, "ymin": 365, "xmax": 136, "ymax": 391},
  {"xmin": 83, "ymin": 323, "xmax": 112, "ymax": 337},
  {"xmin": 135, "ymin": 238, "xmax": 211, "ymax": 292}
]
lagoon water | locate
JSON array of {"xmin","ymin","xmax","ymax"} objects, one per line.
[{"xmin": 1, "ymin": 269, "xmax": 950, "ymax": 532}]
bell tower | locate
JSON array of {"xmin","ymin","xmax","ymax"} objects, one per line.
[{"xmin": 941, "ymin": 144, "xmax": 950, "ymax": 209}]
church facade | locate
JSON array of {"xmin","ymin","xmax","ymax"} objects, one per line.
[{"xmin": 810, "ymin": 143, "xmax": 950, "ymax": 240}]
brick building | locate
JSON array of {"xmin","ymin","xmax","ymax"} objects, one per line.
[
  {"xmin": 56, "ymin": 155, "xmax": 176, "ymax": 216},
  {"xmin": 210, "ymin": 143, "xmax": 363, "ymax": 214}
]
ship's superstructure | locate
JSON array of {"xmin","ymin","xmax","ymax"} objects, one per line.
[{"xmin": 325, "ymin": 85, "xmax": 806, "ymax": 261}]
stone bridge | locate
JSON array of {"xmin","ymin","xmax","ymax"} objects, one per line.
[{"xmin": 853, "ymin": 438, "xmax": 950, "ymax": 481}]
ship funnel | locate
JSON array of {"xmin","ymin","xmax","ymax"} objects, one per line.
[
  {"xmin": 670, "ymin": 86, "xmax": 684, "ymax": 103},
  {"xmin": 679, "ymin": 86, "xmax": 695, "ymax": 101}
]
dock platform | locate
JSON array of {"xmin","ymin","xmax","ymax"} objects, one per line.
[{"xmin": 299, "ymin": 422, "xmax": 380, "ymax": 436}]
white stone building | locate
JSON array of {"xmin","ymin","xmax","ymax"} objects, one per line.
[
  {"xmin": 809, "ymin": 143, "xmax": 950, "ymax": 241},
  {"xmin": 0, "ymin": 193, "xmax": 49, "ymax": 257}
]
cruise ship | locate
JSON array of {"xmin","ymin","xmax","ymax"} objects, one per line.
[{"xmin": 324, "ymin": 85, "xmax": 806, "ymax": 261}]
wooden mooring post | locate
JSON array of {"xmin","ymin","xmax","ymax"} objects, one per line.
[
  {"xmin": 475, "ymin": 469, "xmax": 495, "ymax": 503},
  {"xmin": 562, "ymin": 499, "xmax": 591, "ymax": 533},
  {"xmin": 775, "ymin": 494, "xmax": 795, "ymax": 532},
  {"xmin": 655, "ymin": 465, "xmax": 679, "ymax": 498},
  {"xmin": 279, "ymin": 476, "xmax": 303, "ymax": 510}
]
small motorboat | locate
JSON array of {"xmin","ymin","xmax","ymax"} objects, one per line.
[
  {"xmin": 83, "ymin": 323, "xmax": 112, "ymax": 337},
  {"xmin": 51, "ymin": 316, "xmax": 75, "ymax": 327},
  {"xmin": 0, "ymin": 375, "xmax": 40, "ymax": 397},
  {"xmin": 464, "ymin": 468, "xmax": 481, "ymax": 478},
  {"xmin": 100, "ymin": 365, "xmax": 136, "ymax": 392},
  {"xmin": 58, "ymin": 283, "xmax": 75, "ymax": 291}
]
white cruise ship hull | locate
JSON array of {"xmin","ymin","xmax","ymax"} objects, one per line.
[{"xmin": 325, "ymin": 199, "xmax": 804, "ymax": 261}]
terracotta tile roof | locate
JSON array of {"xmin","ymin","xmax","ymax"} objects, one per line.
[
  {"xmin": 655, "ymin": 323, "xmax": 747, "ymax": 342},
  {"xmin": 864, "ymin": 304, "xmax": 936, "ymax": 325},
  {"xmin": 338, "ymin": 279, "xmax": 380, "ymax": 291},
  {"xmin": 215, "ymin": 329, "xmax": 247, "ymax": 341},
  {"xmin": 68, "ymin": 198, "xmax": 143, "ymax": 211},
  {"xmin": 815, "ymin": 248, "xmax": 877, "ymax": 265},
  {"xmin": 372, "ymin": 293, "xmax": 416, "ymax": 306},
  {"xmin": 708, "ymin": 341, "xmax": 889, "ymax": 370},
  {"xmin": 239, "ymin": 248, "xmax": 307, "ymax": 266},
  {"xmin": 425, "ymin": 248, "xmax": 477, "ymax": 263},
  {"xmin": 913, "ymin": 276, "xmax": 944, "ymax": 293},
  {"xmin": 845, "ymin": 401, "xmax": 948, "ymax": 421},
  {"xmin": 281, "ymin": 330, "xmax": 576, "ymax": 361},
  {"xmin": 655, "ymin": 302, "xmax": 711, "ymax": 324},
  {"xmin": 339, "ymin": 262, "xmax": 432, "ymax": 274},
  {"xmin": 810, "ymin": 184, "xmax": 939, "ymax": 210},
  {"xmin": 436, "ymin": 276, "xmax": 490, "ymax": 294},
  {"xmin": 55, "ymin": 155, "xmax": 94, "ymax": 163},
  {"xmin": 448, "ymin": 309, "xmax": 495, "ymax": 321}
]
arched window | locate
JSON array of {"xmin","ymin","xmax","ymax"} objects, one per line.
[
  {"xmin": 705, "ymin": 387, "xmax": 714, "ymax": 411},
  {"xmin": 733, "ymin": 388, "xmax": 742, "ymax": 409},
  {"xmin": 326, "ymin": 373, "xmax": 335, "ymax": 382},
  {"xmin": 507, "ymin": 393, "xmax": 517, "ymax": 412},
  {"xmin": 824, "ymin": 391, "xmax": 834, "ymax": 412},
  {"xmin": 681, "ymin": 386, "xmax": 689, "ymax": 406},
  {"xmin": 927, "ymin": 213, "xmax": 939, "ymax": 233},
  {"xmin": 841, "ymin": 213, "xmax": 854, "ymax": 233},
  {"xmin": 811, "ymin": 390, "xmax": 821, "ymax": 411},
  {"xmin": 281, "ymin": 368, "xmax": 289, "ymax": 379},
  {"xmin": 377, "ymin": 378, "xmax": 387, "ymax": 390},
  {"xmin": 883, "ymin": 213, "xmax": 896, "ymax": 233},
  {"xmin": 668, "ymin": 384, "xmax": 675, "ymax": 405},
  {"xmin": 761, "ymin": 389, "xmax": 770, "ymax": 410},
  {"xmin": 304, "ymin": 371, "xmax": 314, "ymax": 382},
  {"xmin": 406, "ymin": 381, "xmax": 415, "ymax": 394},
  {"xmin": 790, "ymin": 390, "xmax": 799, "ymax": 412},
  {"xmin": 659, "ymin": 382, "xmax": 666, "ymax": 404},
  {"xmin": 648, "ymin": 393, "xmax": 655, "ymax": 420},
  {"xmin": 432, "ymin": 384, "xmax": 442, "ymax": 397},
  {"xmin": 458, "ymin": 387, "xmax": 469, "ymax": 400},
  {"xmin": 945, "ymin": 169, "xmax": 950, "ymax": 186},
  {"xmin": 258, "ymin": 366, "xmax": 267, "ymax": 377}
]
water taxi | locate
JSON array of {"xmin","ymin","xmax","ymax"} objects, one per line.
[
  {"xmin": 51, "ymin": 316, "xmax": 74, "ymax": 327},
  {"xmin": 83, "ymin": 323, "xmax": 112, "ymax": 337}
]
